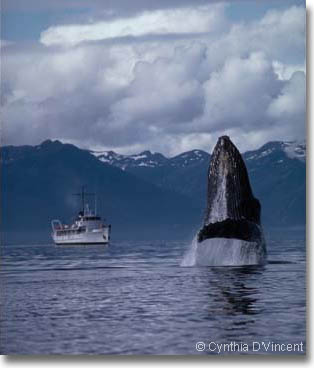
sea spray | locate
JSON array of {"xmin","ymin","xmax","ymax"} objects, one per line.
[
  {"xmin": 181, "ymin": 236, "xmax": 266, "ymax": 266},
  {"xmin": 181, "ymin": 236, "xmax": 198, "ymax": 266}
]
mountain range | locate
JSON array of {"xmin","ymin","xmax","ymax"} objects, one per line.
[
  {"xmin": 90, "ymin": 140, "xmax": 306, "ymax": 226},
  {"xmin": 1, "ymin": 139, "xmax": 305, "ymax": 243}
]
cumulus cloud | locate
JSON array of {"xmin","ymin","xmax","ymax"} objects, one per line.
[
  {"xmin": 199, "ymin": 52, "xmax": 282, "ymax": 131},
  {"xmin": 267, "ymin": 71, "xmax": 306, "ymax": 139},
  {"xmin": 1, "ymin": 3, "xmax": 306, "ymax": 155}
]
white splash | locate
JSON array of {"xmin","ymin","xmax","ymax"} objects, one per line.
[
  {"xmin": 181, "ymin": 236, "xmax": 198, "ymax": 267},
  {"xmin": 181, "ymin": 236, "xmax": 266, "ymax": 266}
]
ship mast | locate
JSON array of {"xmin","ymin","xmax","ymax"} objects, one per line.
[{"xmin": 73, "ymin": 186, "xmax": 95, "ymax": 215}]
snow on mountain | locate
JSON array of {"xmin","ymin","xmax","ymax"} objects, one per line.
[
  {"xmin": 169, "ymin": 150, "xmax": 209, "ymax": 168},
  {"xmin": 245, "ymin": 140, "xmax": 306, "ymax": 163},
  {"xmin": 90, "ymin": 150, "xmax": 169, "ymax": 169},
  {"xmin": 93, "ymin": 151, "xmax": 125, "ymax": 164},
  {"xmin": 91, "ymin": 140, "xmax": 306, "ymax": 171},
  {"xmin": 282, "ymin": 141, "xmax": 306, "ymax": 162}
]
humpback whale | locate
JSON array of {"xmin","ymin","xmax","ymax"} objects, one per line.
[{"xmin": 184, "ymin": 136, "xmax": 266, "ymax": 266}]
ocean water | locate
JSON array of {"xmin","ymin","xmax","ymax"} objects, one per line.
[{"xmin": 0, "ymin": 236, "xmax": 306, "ymax": 355}]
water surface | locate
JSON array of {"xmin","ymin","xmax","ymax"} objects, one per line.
[{"xmin": 0, "ymin": 237, "xmax": 306, "ymax": 355}]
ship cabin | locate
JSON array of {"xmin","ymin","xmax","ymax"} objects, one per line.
[{"xmin": 74, "ymin": 206, "xmax": 104, "ymax": 231}]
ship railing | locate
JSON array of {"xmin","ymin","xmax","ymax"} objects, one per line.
[{"xmin": 51, "ymin": 219, "xmax": 63, "ymax": 232}]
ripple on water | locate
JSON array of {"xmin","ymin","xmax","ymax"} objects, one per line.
[{"xmin": 0, "ymin": 238, "xmax": 306, "ymax": 354}]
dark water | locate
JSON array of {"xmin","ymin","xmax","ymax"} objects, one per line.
[{"xmin": 0, "ymin": 237, "xmax": 306, "ymax": 355}]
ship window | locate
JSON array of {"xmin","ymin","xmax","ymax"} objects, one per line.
[{"xmin": 84, "ymin": 216, "xmax": 101, "ymax": 221}]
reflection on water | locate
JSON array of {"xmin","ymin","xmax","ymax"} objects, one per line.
[
  {"xmin": 0, "ymin": 239, "xmax": 306, "ymax": 355},
  {"xmin": 209, "ymin": 266, "xmax": 263, "ymax": 316}
]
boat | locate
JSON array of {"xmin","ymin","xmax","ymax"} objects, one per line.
[{"xmin": 51, "ymin": 187, "xmax": 111, "ymax": 245}]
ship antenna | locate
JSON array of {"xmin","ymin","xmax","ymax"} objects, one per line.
[
  {"xmin": 82, "ymin": 185, "xmax": 85, "ymax": 214},
  {"xmin": 73, "ymin": 186, "xmax": 95, "ymax": 215}
]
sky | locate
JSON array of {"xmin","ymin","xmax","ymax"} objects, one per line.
[{"xmin": 1, "ymin": 0, "xmax": 306, "ymax": 155}]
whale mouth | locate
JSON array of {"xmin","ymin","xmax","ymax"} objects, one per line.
[{"xmin": 198, "ymin": 218, "xmax": 262, "ymax": 243}]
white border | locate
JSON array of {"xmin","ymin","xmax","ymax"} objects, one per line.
[{"xmin": 0, "ymin": 0, "xmax": 312, "ymax": 366}]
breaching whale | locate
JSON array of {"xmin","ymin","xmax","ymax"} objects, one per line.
[{"xmin": 183, "ymin": 136, "xmax": 266, "ymax": 266}]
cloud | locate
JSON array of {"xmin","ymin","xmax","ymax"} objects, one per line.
[
  {"xmin": 109, "ymin": 43, "xmax": 207, "ymax": 127},
  {"xmin": 272, "ymin": 61, "xmax": 306, "ymax": 80},
  {"xmin": 199, "ymin": 52, "xmax": 282, "ymax": 131},
  {"xmin": 40, "ymin": 4, "xmax": 227, "ymax": 46},
  {"xmin": 1, "ymin": 3, "xmax": 306, "ymax": 155},
  {"xmin": 1, "ymin": 0, "xmax": 237, "ymax": 15},
  {"xmin": 200, "ymin": 5, "xmax": 305, "ymax": 71},
  {"xmin": 0, "ymin": 40, "xmax": 15, "ymax": 48},
  {"xmin": 267, "ymin": 71, "xmax": 306, "ymax": 139}
]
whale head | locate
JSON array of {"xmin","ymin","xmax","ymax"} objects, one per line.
[{"xmin": 198, "ymin": 136, "xmax": 262, "ymax": 243}]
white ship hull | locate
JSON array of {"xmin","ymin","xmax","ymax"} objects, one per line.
[
  {"xmin": 52, "ymin": 227, "xmax": 110, "ymax": 245},
  {"xmin": 51, "ymin": 187, "xmax": 111, "ymax": 246}
]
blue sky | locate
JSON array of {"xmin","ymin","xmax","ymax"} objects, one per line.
[
  {"xmin": 1, "ymin": 7, "xmax": 92, "ymax": 41},
  {"xmin": 1, "ymin": 0, "xmax": 306, "ymax": 155}
]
